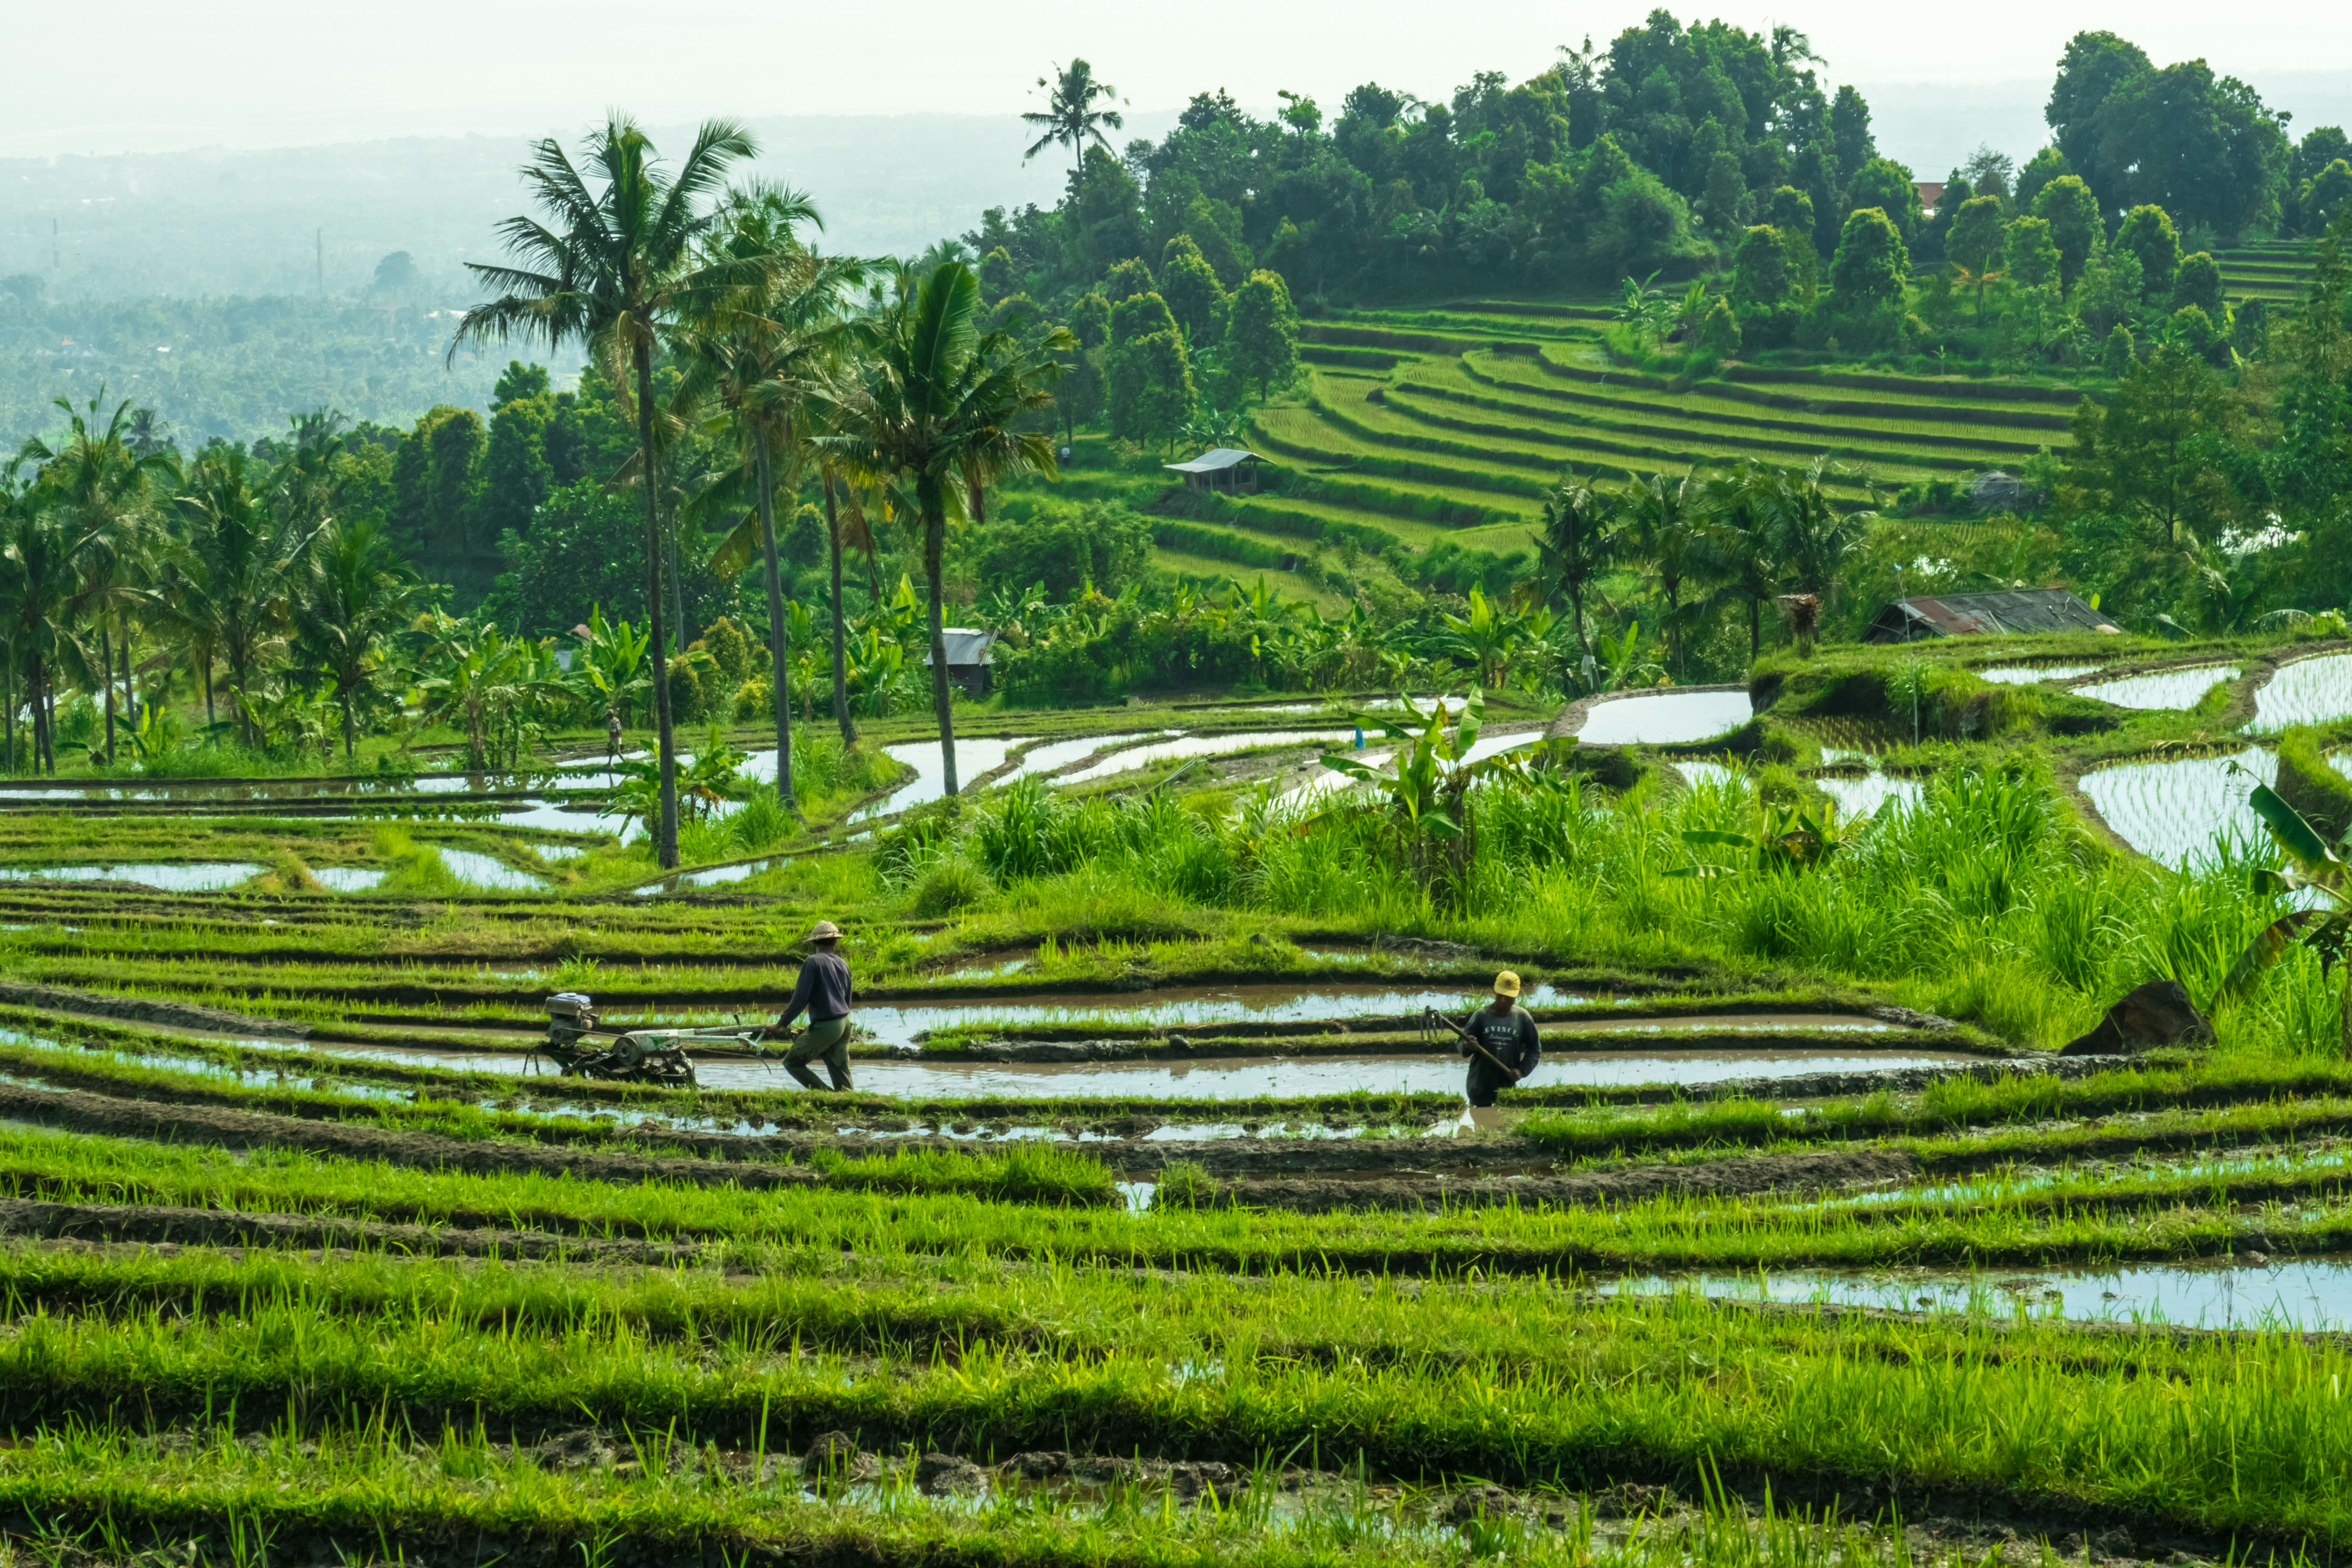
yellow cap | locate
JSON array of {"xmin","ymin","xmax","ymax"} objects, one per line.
[{"xmin": 1492, "ymin": 970, "xmax": 1521, "ymax": 998}]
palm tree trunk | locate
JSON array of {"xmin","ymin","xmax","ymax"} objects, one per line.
[
  {"xmin": 202, "ymin": 653, "xmax": 214, "ymax": 729},
  {"xmin": 342, "ymin": 678, "xmax": 357, "ymax": 762},
  {"xmin": 30, "ymin": 657, "xmax": 46, "ymax": 775},
  {"xmin": 1749, "ymin": 597, "xmax": 1762, "ymax": 661},
  {"xmin": 922, "ymin": 498, "xmax": 958, "ymax": 798},
  {"xmin": 751, "ymin": 429, "xmax": 795, "ymax": 812},
  {"xmin": 121, "ymin": 627, "xmax": 136, "ymax": 740},
  {"xmin": 1665, "ymin": 582, "xmax": 1682, "ymax": 677},
  {"xmin": 635, "ymin": 340, "xmax": 680, "ymax": 870},
  {"xmin": 99, "ymin": 619, "xmax": 115, "ymax": 766},
  {"xmin": 824, "ymin": 470, "xmax": 855, "ymax": 747}
]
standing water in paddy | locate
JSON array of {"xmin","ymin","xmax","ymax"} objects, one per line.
[
  {"xmin": 851, "ymin": 737, "xmax": 1027, "ymax": 820},
  {"xmin": 2076, "ymin": 747, "xmax": 2275, "ymax": 868},
  {"xmin": 2074, "ymin": 665, "xmax": 2239, "ymax": 710},
  {"xmin": 2247, "ymin": 653, "xmax": 2352, "ymax": 732},
  {"xmin": 1574, "ymin": 689, "xmax": 1752, "ymax": 745},
  {"xmin": 1618, "ymin": 1256, "xmax": 2352, "ymax": 1333}
]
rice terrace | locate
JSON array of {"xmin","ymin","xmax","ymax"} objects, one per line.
[{"xmin": 8, "ymin": 12, "xmax": 2352, "ymax": 1568}]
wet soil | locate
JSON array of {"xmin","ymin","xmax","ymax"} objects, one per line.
[
  {"xmin": 0, "ymin": 1427, "xmax": 2261, "ymax": 1568},
  {"xmin": 0, "ymin": 980, "xmax": 308, "ymax": 1039},
  {"xmin": 0, "ymin": 1082, "xmax": 825, "ymax": 1192},
  {"xmin": 1210, "ymin": 1145, "xmax": 1923, "ymax": 1213}
]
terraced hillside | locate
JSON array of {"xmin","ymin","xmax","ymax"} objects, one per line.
[
  {"xmin": 1219, "ymin": 300, "xmax": 2085, "ymax": 564},
  {"xmin": 2217, "ymin": 241, "xmax": 2318, "ymax": 308},
  {"xmin": 4, "ymin": 671, "xmax": 2352, "ymax": 1561}
]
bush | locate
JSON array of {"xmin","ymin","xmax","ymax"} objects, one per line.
[
  {"xmin": 909, "ymin": 854, "xmax": 990, "ymax": 916},
  {"xmin": 666, "ymin": 655, "xmax": 704, "ymax": 723},
  {"xmin": 733, "ymin": 678, "xmax": 772, "ymax": 722}
]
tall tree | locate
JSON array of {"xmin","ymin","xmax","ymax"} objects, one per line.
[
  {"xmin": 819, "ymin": 262, "xmax": 1063, "ymax": 799},
  {"xmin": 296, "ymin": 515, "xmax": 416, "ymax": 759},
  {"xmin": 1624, "ymin": 469, "xmax": 1705, "ymax": 676},
  {"xmin": 166, "ymin": 446, "xmax": 319, "ymax": 746},
  {"xmin": 453, "ymin": 114, "xmax": 770, "ymax": 870},
  {"xmin": 1534, "ymin": 472, "xmax": 1619, "ymax": 662},
  {"xmin": 676, "ymin": 184, "xmax": 866, "ymax": 812},
  {"xmin": 17, "ymin": 392, "xmax": 176, "ymax": 766},
  {"xmin": 1022, "ymin": 60, "xmax": 1125, "ymax": 179},
  {"xmin": 1698, "ymin": 465, "xmax": 1783, "ymax": 661}
]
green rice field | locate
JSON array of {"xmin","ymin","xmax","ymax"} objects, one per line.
[{"xmin": 12, "ymin": 622, "xmax": 2352, "ymax": 1562}]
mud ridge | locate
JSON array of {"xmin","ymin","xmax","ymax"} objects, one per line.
[
  {"xmin": 0, "ymin": 1082, "xmax": 827, "ymax": 1191},
  {"xmin": 1216, "ymin": 1145, "xmax": 1921, "ymax": 1213},
  {"xmin": 0, "ymin": 1197, "xmax": 695, "ymax": 1263},
  {"xmin": 0, "ymin": 980, "xmax": 309, "ymax": 1039}
]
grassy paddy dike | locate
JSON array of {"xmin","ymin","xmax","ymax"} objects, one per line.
[{"xmin": 15, "ymin": 641, "xmax": 2352, "ymax": 1563}]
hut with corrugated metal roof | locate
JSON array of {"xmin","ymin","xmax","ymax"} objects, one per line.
[
  {"xmin": 1863, "ymin": 588, "xmax": 2119, "ymax": 643},
  {"xmin": 1164, "ymin": 447, "xmax": 1272, "ymax": 493}
]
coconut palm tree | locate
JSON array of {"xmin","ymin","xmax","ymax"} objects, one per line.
[
  {"xmin": 1534, "ymin": 471, "xmax": 1619, "ymax": 664},
  {"xmin": 1021, "ymin": 60, "xmax": 1124, "ymax": 178},
  {"xmin": 167, "ymin": 447, "xmax": 320, "ymax": 746},
  {"xmin": 452, "ymin": 113, "xmax": 771, "ymax": 869},
  {"xmin": 18, "ymin": 391, "xmax": 176, "ymax": 765},
  {"xmin": 1624, "ymin": 469, "xmax": 1706, "ymax": 677},
  {"xmin": 1763, "ymin": 456, "xmax": 1872, "ymax": 606},
  {"xmin": 297, "ymin": 515, "xmax": 417, "ymax": 759},
  {"xmin": 675, "ymin": 184, "xmax": 867, "ymax": 811},
  {"xmin": 0, "ymin": 476, "xmax": 95, "ymax": 773},
  {"xmin": 1698, "ymin": 462, "xmax": 1784, "ymax": 662},
  {"xmin": 818, "ymin": 261, "xmax": 1063, "ymax": 798}
]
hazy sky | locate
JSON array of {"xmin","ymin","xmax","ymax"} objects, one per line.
[{"xmin": 7, "ymin": 0, "xmax": 2349, "ymax": 157}]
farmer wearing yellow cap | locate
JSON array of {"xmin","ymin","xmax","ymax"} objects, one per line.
[
  {"xmin": 769, "ymin": 920, "xmax": 856, "ymax": 1090},
  {"xmin": 1458, "ymin": 970, "xmax": 1540, "ymax": 1107}
]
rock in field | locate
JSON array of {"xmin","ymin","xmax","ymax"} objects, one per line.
[{"xmin": 2059, "ymin": 979, "xmax": 2213, "ymax": 1056}]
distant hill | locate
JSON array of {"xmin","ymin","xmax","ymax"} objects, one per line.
[{"xmin": 0, "ymin": 112, "xmax": 1176, "ymax": 300}]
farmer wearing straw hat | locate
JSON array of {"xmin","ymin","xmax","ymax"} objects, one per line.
[
  {"xmin": 769, "ymin": 920, "xmax": 856, "ymax": 1090},
  {"xmin": 1458, "ymin": 971, "xmax": 1540, "ymax": 1108}
]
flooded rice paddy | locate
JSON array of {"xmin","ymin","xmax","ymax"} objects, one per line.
[
  {"xmin": 0, "ymin": 863, "xmax": 261, "ymax": 891},
  {"xmin": 1573, "ymin": 689, "xmax": 1752, "ymax": 746},
  {"xmin": 433, "ymin": 849, "xmax": 545, "ymax": 891},
  {"xmin": 2074, "ymin": 664, "xmax": 2239, "ymax": 710},
  {"xmin": 311, "ymin": 1042, "xmax": 1964, "ymax": 1097},
  {"xmin": 2076, "ymin": 746, "xmax": 2273, "ymax": 868},
  {"xmin": 1973, "ymin": 664, "xmax": 2103, "ymax": 686},
  {"xmin": 2247, "ymin": 652, "xmax": 2352, "ymax": 732},
  {"xmin": 1061, "ymin": 730, "xmax": 1354, "ymax": 785},
  {"xmin": 1626, "ymin": 1256, "xmax": 2352, "ymax": 1333}
]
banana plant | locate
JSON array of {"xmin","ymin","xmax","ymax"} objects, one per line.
[
  {"xmin": 571, "ymin": 606, "xmax": 651, "ymax": 725},
  {"xmin": 2218, "ymin": 780, "xmax": 2352, "ymax": 1052}
]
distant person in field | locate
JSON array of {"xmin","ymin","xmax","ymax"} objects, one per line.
[
  {"xmin": 770, "ymin": 920, "xmax": 854, "ymax": 1090},
  {"xmin": 1460, "ymin": 971, "xmax": 1540, "ymax": 1108}
]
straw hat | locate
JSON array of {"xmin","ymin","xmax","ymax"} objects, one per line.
[
  {"xmin": 1492, "ymin": 970, "xmax": 1521, "ymax": 998},
  {"xmin": 807, "ymin": 920, "xmax": 842, "ymax": 941}
]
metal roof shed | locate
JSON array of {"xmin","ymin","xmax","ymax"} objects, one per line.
[
  {"xmin": 1164, "ymin": 447, "xmax": 1271, "ymax": 492},
  {"xmin": 922, "ymin": 628, "xmax": 997, "ymax": 694},
  {"xmin": 1864, "ymin": 588, "xmax": 2120, "ymax": 643}
]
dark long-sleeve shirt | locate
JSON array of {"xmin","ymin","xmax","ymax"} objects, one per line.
[
  {"xmin": 1460, "ymin": 1003, "xmax": 1540, "ymax": 1101},
  {"xmin": 775, "ymin": 951, "xmax": 854, "ymax": 1028}
]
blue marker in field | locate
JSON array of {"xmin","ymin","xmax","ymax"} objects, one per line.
[{"xmin": 1354, "ymin": 726, "xmax": 1365, "ymax": 750}]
